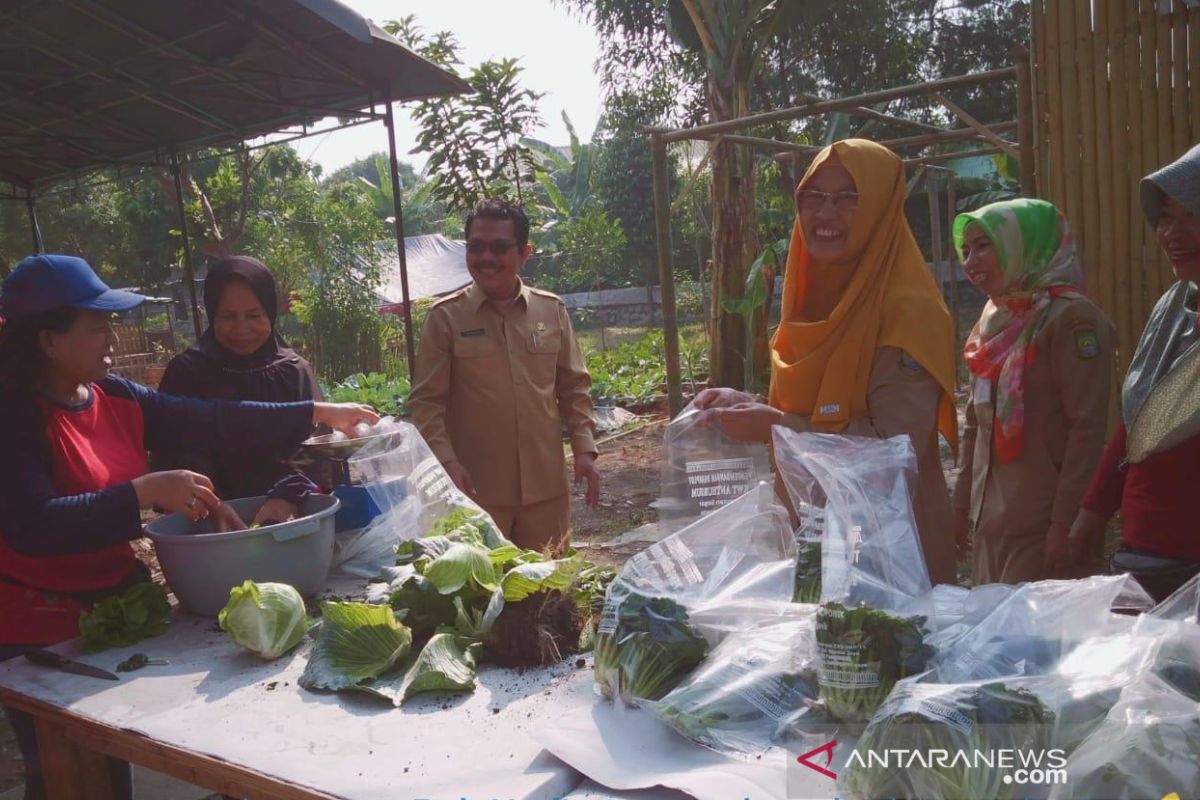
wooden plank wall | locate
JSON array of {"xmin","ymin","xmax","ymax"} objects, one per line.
[{"xmin": 1030, "ymin": 0, "xmax": 1198, "ymax": 374}]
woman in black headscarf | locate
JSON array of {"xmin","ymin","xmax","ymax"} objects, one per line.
[{"xmin": 156, "ymin": 256, "xmax": 322, "ymax": 526}]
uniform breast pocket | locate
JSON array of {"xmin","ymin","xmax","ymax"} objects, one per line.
[{"xmin": 525, "ymin": 329, "xmax": 561, "ymax": 384}]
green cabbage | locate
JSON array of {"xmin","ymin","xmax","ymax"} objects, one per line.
[
  {"xmin": 79, "ymin": 582, "xmax": 171, "ymax": 653},
  {"xmin": 218, "ymin": 581, "xmax": 311, "ymax": 660}
]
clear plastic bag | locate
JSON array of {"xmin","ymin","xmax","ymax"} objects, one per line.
[
  {"xmin": 594, "ymin": 483, "xmax": 796, "ymax": 704},
  {"xmin": 924, "ymin": 575, "xmax": 1155, "ymax": 683},
  {"xmin": 331, "ymin": 422, "xmax": 500, "ymax": 579},
  {"xmin": 1149, "ymin": 570, "xmax": 1200, "ymax": 623},
  {"xmin": 655, "ymin": 400, "xmax": 773, "ymax": 532},
  {"xmin": 650, "ymin": 613, "xmax": 823, "ymax": 757},
  {"xmin": 841, "ymin": 671, "xmax": 1125, "ymax": 800},
  {"xmin": 1051, "ymin": 673, "xmax": 1200, "ymax": 800},
  {"xmin": 773, "ymin": 428, "xmax": 932, "ymax": 611}
]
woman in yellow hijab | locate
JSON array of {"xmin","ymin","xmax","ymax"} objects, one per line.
[{"xmin": 697, "ymin": 139, "xmax": 959, "ymax": 585}]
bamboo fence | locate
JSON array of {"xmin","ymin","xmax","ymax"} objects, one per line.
[{"xmin": 1030, "ymin": 0, "xmax": 1199, "ymax": 374}]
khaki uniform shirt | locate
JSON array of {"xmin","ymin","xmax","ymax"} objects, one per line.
[
  {"xmin": 953, "ymin": 295, "xmax": 1113, "ymax": 584},
  {"xmin": 780, "ymin": 346, "xmax": 957, "ymax": 586},
  {"xmin": 409, "ymin": 281, "xmax": 597, "ymax": 508}
]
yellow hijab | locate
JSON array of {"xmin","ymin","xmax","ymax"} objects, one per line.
[{"xmin": 768, "ymin": 139, "xmax": 958, "ymax": 451}]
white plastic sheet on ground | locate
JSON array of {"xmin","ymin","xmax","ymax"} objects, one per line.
[
  {"xmin": 773, "ymin": 428, "xmax": 932, "ymax": 610},
  {"xmin": 654, "ymin": 400, "xmax": 773, "ymax": 533},
  {"xmin": 329, "ymin": 421, "xmax": 495, "ymax": 579}
]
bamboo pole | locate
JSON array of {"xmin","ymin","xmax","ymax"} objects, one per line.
[
  {"xmin": 650, "ymin": 133, "xmax": 684, "ymax": 416},
  {"xmin": 877, "ymin": 121, "xmax": 1019, "ymax": 151},
  {"xmin": 1058, "ymin": 0, "xmax": 1084, "ymax": 242},
  {"xmin": 1044, "ymin": 0, "xmax": 1066, "ymax": 206},
  {"xmin": 1190, "ymin": 5, "xmax": 1199, "ymax": 145},
  {"xmin": 1172, "ymin": 0, "xmax": 1190, "ymax": 158},
  {"xmin": 926, "ymin": 171, "xmax": 950, "ymax": 387},
  {"xmin": 660, "ymin": 67, "xmax": 1017, "ymax": 143},
  {"xmin": 794, "ymin": 91, "xmax": 944, "ymax": 132},
  {"xmin": 1075, "ymin": 0, "xmax": 1101, "ymax": 299},
  {"xmin": 1032, "ymin": 0, "xmax": 1049, "ymax": 198},
  {"xmin": 1109, "ymin": 0, "xmax": 1134, "ymax": 372},
  {"xmin": 1014, "ymin": 46, "xmax": 1037, "ymax": 195},
  {"xmin": 1092, "ymin": 0, "xmax": 1117, "ymax": 341},
  {"xmin": 1133, "ymin": 0, "xmax": 1153, "ymax": 331},
  {"xmin": 944, "ymin": 169, "xmax": 962, "ymax": 391},
  {"xmin": 1143, "ymin": 0, "xmax": 1162, "ymax": 310},
  {"xmin": 931, "ymin": 94, "xmax": 1021, "ymax": 159},
  {"xmin": 902, "ymin": 147, "xmax": 1004, "ymax": 167},
  {"xmin": 1155, "ymin": 0, "xmax": 1175, "ymax": 301}
]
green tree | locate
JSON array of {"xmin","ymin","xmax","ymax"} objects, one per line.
[{"xmin": 385, "ymin": 17, "xmax": 545, "ymax": 213}]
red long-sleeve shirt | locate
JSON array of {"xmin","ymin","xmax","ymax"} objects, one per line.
[{"xmin": 1081, "ymin": 421, "xmax": 1200, "ymax": 560}]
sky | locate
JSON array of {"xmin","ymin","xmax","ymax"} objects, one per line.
[{"xmin": 291, "ymin": 0, "xmax": 605, "ymax": 176}]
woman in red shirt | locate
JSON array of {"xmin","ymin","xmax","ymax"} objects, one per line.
[
  {"xmin": 1069, "ymin": 143, "xmax": 1200, "ymax": 602},
  {"xmin": 0, "ymin": 253, "xmax": 377, "ymax": 800}
]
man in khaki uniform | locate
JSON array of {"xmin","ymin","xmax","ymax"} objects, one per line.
[
  {"xmin": 409, "ymin": 199, "xmax": 599, "ymax": 550},
  {"xmin": 954, "ymin": 286, "xmax": 1114, "ymax": 585}
]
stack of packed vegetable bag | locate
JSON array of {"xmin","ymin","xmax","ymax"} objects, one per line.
[{"xmin": 591, "ymin": 427, "xmax": 1200, "ymax": 800}]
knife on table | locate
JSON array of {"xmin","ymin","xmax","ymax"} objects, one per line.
[{"xmin": 24, "ymin": 648, "xmax": 120, "ymax": 681}]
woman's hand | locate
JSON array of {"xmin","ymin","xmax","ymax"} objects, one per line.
[
  {"xmin": 213, "ymin": 503, "xmax": 248, "ymax": 533},
  {"xmin": 1067, "ymin": 508, "xmax": 1108, "ymax": 566},
  {"xmin": 133, "ymin": 470, "xmax": 220, "ymax": 522},
  {"xmin": 694, "ymin": 387, "xmax": 760, "ymax": 410},
  {"xmin": 1042, "ymin": 521, "xmax": 1072, "ymax": 577},
  {"xmin": 252, "ymin": 498, "xmax": 300, "ymax": 528},
  {"xmin": 313, "ymin": 402, "xmax": 379, "ymax": 436},
  {"xmin": 701, "ymin": 402, "xmax": 784, "ymax": 443}
]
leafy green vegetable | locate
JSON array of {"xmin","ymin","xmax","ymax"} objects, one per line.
[
  {"xmin": 299, "ymin": 602, "xmax": 412, "ymax": 691},
  {"xmin": 1154, "ymin": 636, "xmax": 1200, "ymax": 702},
  {"xmin": 841, "ymin": 682, "xmax": 1055, "ymax": 800},
  {"xmin": 355, "ymin": 633, "xmax": 482, "ymax": 706},
  {"xmin": 655, "ymin": 648, "xmax": 821, "ymax": 754},
  {"xmin": 501, "ymin": 558, "xmax": 581, "ymax": 602},
  {"xmin": 218, "ymin": 581, "xmax": 311, "ymax": 660},
  {"xmin": 387, "ymin": 573, "xmax": 458, "ymax": 638},
  {"xmin": 79, "ymin": 582, "xmax": 171, "ymax": 653},
  {"xmin": 792, "ymin": 539, "xmax": 821, "ymax": 604},
  {"xmin": 815, "ymin": 602, "xmax": 931, "ymax": 723},
  {"xmin": 594, "ymin": 592, "xmax": 708, "ymax": 703},
  {"xmin": 328, "ymin": 372, "xmax": 411, "ymax": 418},
  {"xmin": 423, "ymin": 541, "xmax": 499, "ymax": 594}
]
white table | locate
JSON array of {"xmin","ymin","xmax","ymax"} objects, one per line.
[{"xmin": 0, "ymin": 609, "xmax": 591, "ymax": 800}]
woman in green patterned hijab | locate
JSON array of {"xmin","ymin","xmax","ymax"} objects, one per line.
[{"xmin": 952, "ymin": 198, "xmax": 1114, "ymax": 584}]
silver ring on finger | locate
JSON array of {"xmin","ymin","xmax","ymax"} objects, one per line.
[{"xmin": 186, "ymin": 496, "xmax": 197, "ymax": 509}]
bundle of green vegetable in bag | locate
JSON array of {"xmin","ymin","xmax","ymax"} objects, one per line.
[
  {"xmin": 653, "ymin": 619, "xmax": 821, "ymax": 755},
  {"xmin": 594, "ymin": 590, "xmax": 708, "ymax": 704},
  {"xmin": 814, "ymin": 602, "xmax": 931, "ymax": 723},
  {"xmin": 792, "ymin": 504, "xmax": 824, "ymax": 604},
  {"xmin": 840, "ymin": 681, "xmax": 1056, "ymax": 800}
]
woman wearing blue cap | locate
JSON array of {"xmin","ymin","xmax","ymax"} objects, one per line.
[
  {"xmin": 1069, "ymin": 143, "xmax": 1200, "ymax": 601},
  {"xmin": 0, "ymin": 253, "xmax": 378, "ymax": 800}
]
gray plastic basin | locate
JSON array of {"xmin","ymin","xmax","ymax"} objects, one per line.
[{"xmin": 145, "ymin": 494, "xmax": 339, "ymax": 616}]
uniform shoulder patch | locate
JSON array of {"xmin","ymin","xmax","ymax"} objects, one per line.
[
  {"xmin": 1073, "ymin": 327, "xmax": 1100, "ymax": 359},
  {"xmin": 899, "ymin": 351, "xmax": 925, "ymax": 375},
  {"xmin": 430, "ymin": 287, "xmax": 469, "ymax": 308},
  {"xmin": 527, "ymin": 286, "xmax": 565, "ymax": 304}
]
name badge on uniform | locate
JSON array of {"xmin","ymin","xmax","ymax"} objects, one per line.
[
  {"xmin": 818, "ymin": 403, "xmax": 840, "ymax": 416},
  {"xmin": 536, "ymin": 321, "xmax": 547, "ymax": 333},
  {"xmin": 1074, "ymin": 328, "xmax": 1100, "ymax": 359},
  {"xmin": 459, "ymin": 328, "xmax": 486, "ymax": 338}
]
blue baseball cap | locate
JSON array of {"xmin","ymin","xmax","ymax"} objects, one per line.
[{"xmin": 0, "ymin": 254, "xmax": 145, "ymax": 320}]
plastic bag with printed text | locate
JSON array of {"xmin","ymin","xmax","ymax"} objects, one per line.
[
  {"xmin": 773, "ymin": 427, "xmax": 933, "ymax": 611},
  {"xmin": 594, "ymin": 483, "xmax": 796, "ymax": 705},
  {"xmin": 329, "ymin": 421, "xmax": 499, "ymax": 579},
  {"xmin": 655, "ymin": 400, "xmax": 774, "ymax": 533},
  {"xmin": 650, "ymin": 610, "xmax": 825, "ymax": 757}
]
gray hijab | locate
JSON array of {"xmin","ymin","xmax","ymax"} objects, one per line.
[{"xmin": 1123, "ymin": 144, "xmax": 1200, "ymax": 446}]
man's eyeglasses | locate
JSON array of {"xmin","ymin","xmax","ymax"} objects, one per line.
[
  {"xmin": 466, "ymin": 240, "xmax": 521, "ymax": 256},
  {"xmin": 797, "ymin": 189, "xmax": 859, "ymax": 213}
]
